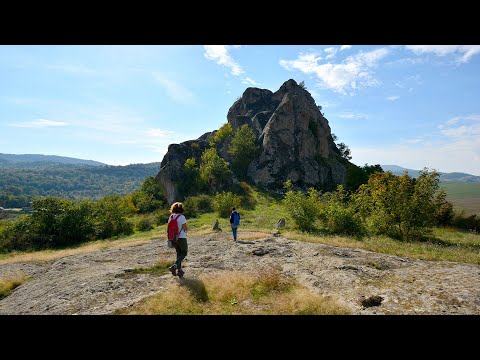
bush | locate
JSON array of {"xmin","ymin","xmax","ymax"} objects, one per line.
[
  {"xmin": 184, "ymin": 194, "xmax": 213, "ymax": 218},
  {"xmin": 354, "ymin": 169, "xmax": 443, "ymax": 240},
  {"xmin": 451, "ymin": 211, "xmax": 480, "ymax": 232},
  {"xmin": 319, "ymin": 186, "xmax": 365, "ymax": 236},
  {"xmin": 228, "ymin": 124, "xmax": 258, "ymax": 179},
  {"xmin": 199, "ymin": 148, "xmax": 232, "ymax": 191},
  {"xmin": 153, "ymin": 208, "xmax": 171, "ymax": 226},
  {"xmin": 135, "ymin": 214, "xmax": 155, "ymax": 232},
  {"xmin": 213, "ymin": 192, "xmax": 242, "ymax": 218},
  {"xmin": 282, "ymin": 181, "xmax": 319, "ymax": 232},
  {"xmin": 93, "ymin": 196, "xmax": 134, "ymax": 239},
  {"xmin": 209, "ymin": 123, "xmax": 233, "ymax": 148}
]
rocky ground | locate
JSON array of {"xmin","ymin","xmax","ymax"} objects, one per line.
[{"xmin": 1, "ymin": 232, "xmax": 480, "ymax": 314}]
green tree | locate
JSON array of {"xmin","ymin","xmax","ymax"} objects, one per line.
[
  {"xmin": 353, "ymin": 169, "xmax": 444, "ymax": 240},
  {"xmin": 228, "ymin": 124, "xmax": 258, "ymax": 179},
  {"xmin": 209, "ymin": 122, "xmax": 233, "ymax": 148},
  {"xmin": 282, "ymin": 180, "xmax": 319, "ymax": 232},
  {"xmin": 178, "ymin": 158, "xmax": 206, "ymax": 198},
  {"xmin": 199, "ymin": 148, "xmax": 232, "ymax": 191}
]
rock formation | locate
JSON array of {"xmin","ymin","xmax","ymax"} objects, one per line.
[{"xmin": 156, "ymin": 79, "xmax": 351, "ymax": 205}]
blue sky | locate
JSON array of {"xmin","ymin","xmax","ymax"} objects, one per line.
[{"xmin": 0, "ymin": 45, "xmax": 479, "ymax": 175}]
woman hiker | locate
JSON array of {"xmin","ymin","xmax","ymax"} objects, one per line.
[{"xmin": 168, "ymin": 202, "xmax": 188, "ymax": 277}]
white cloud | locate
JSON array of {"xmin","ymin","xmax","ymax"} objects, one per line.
[
  {"xmin": 241, "ymin": 77, "xmax": 259, "ymax": 86},
  {"xmin": 9, "ymin": 119, "xmax": 67, "ymax": 128},
  {"xmin": 386, "ymin": 95, "xmax": 400, "ymax": 101},
  {"xmin": 144, "ymin": 128, "xmax": 174, "ymax": 137},
  {"xmin": 203, "ymin": 45, "xmax": 245, "ymax": 76},
  {"xmin": 152, "ymin": 73, "xmax": 198, "ymax": 105},
  {"xmin": 353, "ymin": 138, "xmax": 480, "ymax": 176},
  {"xmin": 352, "ymin": 114, "xmax": 480, "ymax": 176},
  {"xmin": 280, "ymin": 47, "xmax": 390, "ymax": 95},
  {"xmin": 338, "ymin": 112, "xmax": 367, "ymax": 119},
  {"xmin": 439, "ymin": 114, "xmax": 480, "ymax": 138},
  {"xmin": 340, "ymin": 45, "xmax": 352, "ymax": 51},
  {"xmin": 405, "ymin": 45, "xmax": 480, "ymax": 63}
]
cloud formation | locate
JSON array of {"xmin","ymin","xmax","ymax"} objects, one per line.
[
  {"xmin": 405, "ymin": 45, "xmax": 480, "ymax": 63},
  {"xmin": 203, "ymin": 45, "xmax": 244, "ymax": 76},
  {"xmin": 10, "ymin": 119, "xmax": 67, "ymax": 128},
  {"xmin": 280, "ymin": 47, "xmax": 389, "ymax": 95}
]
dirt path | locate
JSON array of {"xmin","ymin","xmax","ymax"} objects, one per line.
[{"xmin": 1, "ymin": 232, "xmax": 480, "ymax": 314}]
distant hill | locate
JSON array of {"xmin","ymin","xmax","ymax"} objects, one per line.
[
  {"xmin": 0, "ymin": 161, "xmax": 161, "ymax": 208},
  {"xmin": 381, "ymin": 165, "xmax": 480, "ymax": 183},
  {"xmin": 0, "ymin": 153, "xmax": 105, "ymax": 166}
]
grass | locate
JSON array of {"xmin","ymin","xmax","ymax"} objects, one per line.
[
  {"xmin": 0, "ymin": 230, "xmax": 158, "ymax": 265},
  {"xmin": 132, "ymin": 260, "xmax": 175, "ymax": 276},
  {"xmin": 283, "ymin": 227, "xmax": 480, "ymax": 265},
  {"xmin": 115, "ymin": 268, "xmax": 351, "ymax": 315},
  {"xmin": 0, "ymin": 273, "xmax": 29, "ymax": 299},
  {"xmin": 440, "ymin": 181, "xmax": 480, "ymax": 216}
]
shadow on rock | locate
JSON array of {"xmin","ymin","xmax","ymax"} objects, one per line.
[
  {"xmin": 237, "ymin": 240, "xmax": 255, "ymax": 244},
  {"xmin": 179, "ymin": 277, "xmax": 209, "ymax": 303}
]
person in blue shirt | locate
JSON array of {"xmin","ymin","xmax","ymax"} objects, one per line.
[{"xmin": 229, "ymin": 207, "xmax": 240, "ymax": 242}]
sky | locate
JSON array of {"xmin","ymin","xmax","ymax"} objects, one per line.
[{"xmin": 0, "ymin": 45, "xmax": 479, "ymax": 175}]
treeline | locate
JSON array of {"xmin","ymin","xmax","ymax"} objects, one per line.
[
  {"xmin": 0, "ymin": 176, "xmax": 169, "ymax": 252},
  {"xmin": 283, "ymin": 169, "xmax": 479, "ymax": 240},
  {"xmin": 0, "ymin": 162, "xmax": 160, "ymax": 207}
]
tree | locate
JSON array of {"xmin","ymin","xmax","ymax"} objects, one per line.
[
  {"xmin": 209, "ymin": 122, "xmax": 233, "ymax": 148},
  {"xmin": 228, "ymin": 124, "xmax": 258, "ymax": 179},
  {"xmin": 199, "ymin": 148, "xmax": 232, "ymax": 191},
  {"xmin": 337, "ymin": 142, "xmax": 352, "ymax": 160},
  {"xmin": 299, "ymin": 81, "xmax": 307, "ymax": 89}
]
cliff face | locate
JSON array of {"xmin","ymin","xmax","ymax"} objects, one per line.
[{"xmin": 157, "ymin": 79, "xmax": 349, "ymax": 204}]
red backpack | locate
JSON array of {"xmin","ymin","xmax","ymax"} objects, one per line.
[{"xmin": 167, "ymin": 214, "xmax": 181, "ymax": 242}]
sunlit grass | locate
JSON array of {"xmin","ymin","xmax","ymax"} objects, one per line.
[
  {"xmin": 0, "ymin": 273, "xmax": 29, "ymax": 299},
  {"xmin": 0, "ymin": 230, "xmax": 160, "ymax": 265},
  {"xmin": 283, "ymin": 227, "xmax": 480, "ymax": 264},
  {"xmin": 115, "ymin": 268, "xmax": 351, "ymax": 315},
  {"xmin": 132, "ymin": 260, "xmax": 175, "ymax": 276}
]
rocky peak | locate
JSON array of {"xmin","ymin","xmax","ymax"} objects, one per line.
[{"xmin": 156, "ymin": 79, "xmax": 350, "ymax": 204}]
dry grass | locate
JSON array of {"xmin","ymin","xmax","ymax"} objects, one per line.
[
  {"xmin": 283, "ymin": 229, "xmax": 480, "ymax": 265},
  {"xmin": 0, "ymin": 273, "xmax": 29, "ymax": 299},
  {"xmin": 0, "ymin": 236, "xmax": 154, "ymax": 265},
  {"xmin": 116, "ymin": 268, "xmax": 351, "ymax": 315}
]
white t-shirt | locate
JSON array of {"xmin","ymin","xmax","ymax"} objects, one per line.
[{"xmin": 170, "ymin": 214, "xmax": 187, "ymax": 238}]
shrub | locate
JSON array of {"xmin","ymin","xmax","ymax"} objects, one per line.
[
  {"xmin": 355, "ymin": 169, "xmax": 443, "ymax": 240},
  {"xmin": 282, "ymin": 181, "xmax": 319, "ymax": 232},
  {"xmin": 213, "ymin": 192, "xmax": 242, "ymax": 218},
  {"xmin": 209, "ymin": 122, "xmax": 233, "ymax": 148},
  {"xmin": 184, "ymin": 194, "xmax": 213, "ymax": 218},
  {"xmin": 319, "ymin": 185, "xmax": 365, "ymax": 236},
  {"xmin": 199, "ymin": 148, "xmax": 232, "ymax": 191},
  {"xmin": 93, "ymin": 195, "xmax": 134, "ymax": 239},
  {"xmin": 135, "ymin": 214, "xmax": 155, "ymax": 232},
  {"xmin": 228, "ymin": 124, "xmax": 258, "ymax": 179}
]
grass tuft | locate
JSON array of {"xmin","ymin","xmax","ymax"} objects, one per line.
[
  {"xmin": 116, "ymin": 268, "xmax": 351, "ymax": 315},
  {"xmin": 0, "ymin": 273, "xmax": 29, "ymax": 299}
]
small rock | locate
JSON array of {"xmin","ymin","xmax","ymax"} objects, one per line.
[
  {"xmin": 272, "ymin": 230, "xmax": 281, "ymax": 237},
  {"xmin": 361, "ymin": 295, "xmax": 383, "ymax": 307},
  {"xmin": 276, "ymin": 218, "xmax": 286, "ymax": 228},
  {"xmin": 213, "ymin": 220, "xmax": 221, "ymax": 231},
  {"xmin": 252, "ymin": 248, "xmax": 269, "ymax": 256}
]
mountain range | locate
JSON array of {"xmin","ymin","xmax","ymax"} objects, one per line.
[
  {"xmin": 0, "ymin": 153, "xmax": 105, "ymax": 166},
  {"xmin": 381, "ymin": 165, "xmax": 480, "ymax": 182}
]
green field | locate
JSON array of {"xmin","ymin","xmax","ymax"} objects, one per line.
[{"xmin": 440, "ymin": 181, "xmax": 480, "ymax": 216}]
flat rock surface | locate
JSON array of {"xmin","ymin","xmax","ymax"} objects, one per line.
[{"xmin": 1, "ymin": 232, "xmax": 480, "ymax": 314}]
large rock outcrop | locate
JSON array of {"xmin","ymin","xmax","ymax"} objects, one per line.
[{"xmin": 156, "ymin": 79, "xmax": 350, "ymax": 204}]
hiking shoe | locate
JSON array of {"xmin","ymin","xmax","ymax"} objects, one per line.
[
  {"xmin": 177, "ymin": 269, "xmax": 185, "ymax": 278},
  {"xmin": 169, "ymin": 264, "xmax": 177, "ymax": 276}
]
